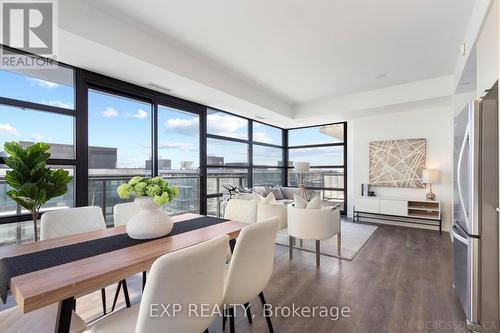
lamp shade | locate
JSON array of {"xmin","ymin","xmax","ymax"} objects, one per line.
[
  {"xmin": 294, "ymin": 162, "xmax": 310, "ymax": 173},
  {"xmin": 422, "ymin": 169, "xmax": 439, "ymax": 184}
]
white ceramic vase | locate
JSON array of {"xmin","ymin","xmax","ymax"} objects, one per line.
[{"xmin": 126, "ymin": 197, "xmax": 173, "ymax": 240}]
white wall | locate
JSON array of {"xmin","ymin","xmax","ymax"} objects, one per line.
[
  {"xmin": 476, "ymin": 0, "xmax": 499, "ymax": 97},
  {"xmin": 347, "ymin": 106, "xmax": 453, "ymax": 231}
]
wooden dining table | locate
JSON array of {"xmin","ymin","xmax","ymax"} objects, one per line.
[{"xmin": 0, "ymin": 213, "xmax": 246, "ymax": 333}]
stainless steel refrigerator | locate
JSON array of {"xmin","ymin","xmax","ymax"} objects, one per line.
[{"xmin": 452, "ymin": 83, "xmax": 499, "ymax": 332}]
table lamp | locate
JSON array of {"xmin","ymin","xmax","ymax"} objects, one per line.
[
  {"xmin": 422, "ymin": 169, "xmax": 440, "ymax": 200},
  {"xmin": 294, "ymin": 162, "xmax": 310, "ymax": 200}
]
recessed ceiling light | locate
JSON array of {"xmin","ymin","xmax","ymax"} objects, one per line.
[
  {"xmin": 149, "ymin": 83, "xmax": 172, "ymax": 92},
  {"xmin": 375, "ymin": 73, "xmax": 387, "ymax": 79}
]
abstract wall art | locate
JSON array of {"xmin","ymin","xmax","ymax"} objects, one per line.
[{"xmin": 369, "ymin": 138, "xmax": 426, "ymax": 188}]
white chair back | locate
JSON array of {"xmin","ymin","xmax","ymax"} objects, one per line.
[
  {"xmin": 135, "ymin": 234, "xmax": 229, "ymax": 333},
  {"xmin": 287, "ymin": 206, "xmax": 340, "ymax": 240},
  {"xmin": 223, "ymin": 218, "xmax": 279, "ymax": 305},
  {"xmin": 224, "ymin": 199, "xmax": 257, "ymax": 224},
  {"xmin": 113, "ymin": 202, "xmax": 139, "ymax": 227},
  {"xmin": 40, "ymin": 206, "xmax": 106, "ymax": 240}
]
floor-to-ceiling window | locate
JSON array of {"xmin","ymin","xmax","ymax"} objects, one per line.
[
  {"xmin": 252, "ymin": 122, "xmax": 285, "ymax": 186},
  {"xmin": 0, "ymin": 53, "xmax": 76, "ymax": 245},
  {"xmin": 287, "ymin": 122, "xmax": 347, "ymax": 213},
  {"xmin": 158, "ymin": 106, "xmax": 200, "ymax": 215},
  {"xmin": 206, "ymin": 109, "xmax": 250, "ymax": 216},
  {"xmin": 87, "ymin": 89, "xmax": 153, "ymax": 224}
]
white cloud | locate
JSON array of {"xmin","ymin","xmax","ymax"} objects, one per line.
[
  {"xmin": 32, "ymin": 133, "xmax": 45, "ymax": 142},
  {"xmin": 159, "ymin": 142, "xmax": 194, "ymax": 151},
  {"xmin": 27, "ymin": 78, "xmax": 59, "ymax": 89},
  {"xmin": 165, "ymin": 117, "xmax": 199, "ymax": 136},
  {"xmin": 43, "ymin": 100, "xmax": 72, "ymax": 108},
  {"xmin": 100, "ymin": 107, "xmax": 118, "ymax": 118},
  {"xmin": 0, "ymin": 123, "xmax": 21, "ymax": 137},
  {"xmin": 207, "ymin": 113, "xmax": 247, "ymax": 136},
  {"xmin": 253, "ymin": 131, "xmax": 274, "ymax": 144},
  {"xmin": 126, "ymin": 109, "xmax": 147, "ymax": 119}
]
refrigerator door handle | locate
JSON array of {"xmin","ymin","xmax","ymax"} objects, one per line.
[
  {"xmin": 451, "ymin": 225, "xmax": 468, "ymax": 244},
  {"xmin": 457, "ymin": 125, "xmax": 469, "ymax": 223}
]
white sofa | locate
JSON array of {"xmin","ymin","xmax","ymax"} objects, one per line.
[
  {"xmin": 223, "ymin": 199, "xmax": 288, "ymax": 229},
  {"xmin": 252, "ymin": 186, "xmax": 301, "ymax": 203}
]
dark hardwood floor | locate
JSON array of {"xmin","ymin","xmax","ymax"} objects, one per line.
[{"xmin": 0, "ymin": 223, "xmax": 468, "ymax": 332}]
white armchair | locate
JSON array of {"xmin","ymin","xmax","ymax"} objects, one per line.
[{"xmin": 287, "ymin": 205, "xmax": 341, "ymax": 267}]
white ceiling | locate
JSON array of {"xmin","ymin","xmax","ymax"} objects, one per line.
[{"xmin": 86, "ymin": 0, "xmax": 475, "ymax": 105}]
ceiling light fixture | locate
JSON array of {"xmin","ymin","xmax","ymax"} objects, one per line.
[{"xmin": 149, "ymin": 83, "xmax": 172, "ymax": 93}]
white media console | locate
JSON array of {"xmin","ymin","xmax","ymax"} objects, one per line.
[{"xmin": 353, "ymin": 196, "xmax": 442, "ymax": 234}]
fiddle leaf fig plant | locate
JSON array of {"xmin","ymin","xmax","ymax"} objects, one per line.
[{"xmin": 4, "ymin": 142, "xmax": 73, "ymax": 241}]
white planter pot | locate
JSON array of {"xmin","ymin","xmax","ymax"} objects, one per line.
[{"xmin": 126, "ymin": 197, "xmax": 173, "ymax": 240}]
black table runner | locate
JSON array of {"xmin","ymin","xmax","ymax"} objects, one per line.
[{"xmin": 0, "ymin": 216, "xmax": 228, "ymax": 303}]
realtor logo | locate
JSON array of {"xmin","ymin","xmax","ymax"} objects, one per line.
[{"xmin": 1, "ymin": 0, "xmax": 58, "ymax": 69}]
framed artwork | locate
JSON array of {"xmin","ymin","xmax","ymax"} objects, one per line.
[{"xmin": 369, "ymin": 138, "xmax": 426, "ymax": 188}]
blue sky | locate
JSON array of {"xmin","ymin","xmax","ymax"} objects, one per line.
[{"xmin": 0, "ymin": 70, "xmax": 344, "ymax": 167}]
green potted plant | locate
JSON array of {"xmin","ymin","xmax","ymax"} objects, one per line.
[
  {"xmin": 4, "ymin": 142, "xmax": 73, "ymax": 241},
  {"xmin": 117, "ymin": 176, "xmax": 179, "ymax": 239}
]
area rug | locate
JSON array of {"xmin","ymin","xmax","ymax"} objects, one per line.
[{"xmin": 275, "ymin": 220, "xmax": 378, "ymax": 261}]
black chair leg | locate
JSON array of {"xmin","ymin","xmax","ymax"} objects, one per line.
[
  {"xmin": 222, "ymin": 308, "xmax": 227, "ymax": 330},
  {"xmin": 259, "ymin": 292, "xmax": 274, "ymax": 333},
  {"xmin": 244, "ymin": 302, "xmax": 252, "ymax": 324},
  {"xmin": 111, "ymin": 280, "xmax": 122, "ymax": 312},
  {"xmin": 100, "ymin": 288, "xmax": 107, "ymax": 315},
  {"xmin": 122, "ymin": 279, "xmax": 131, "ymax": 308},
  {"xmin": 229, "ymin": 307, "xmax": 235, "ymax": 333}
]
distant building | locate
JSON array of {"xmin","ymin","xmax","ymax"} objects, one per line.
[
  {"xmin": 225, "ymin": 162, "xmax": 248, "ymax": 167},
  {"xmin": 18, "ymin": 141, "xmax": 117, "ymax": 168},
  {"xmin": 88, "ymin": 146, "xmax": 117, "ymax": 169},
  {"xmin": 146, "ymin": 159, "xmax": 172, "ymax": 171},
  {"xmin": 207, "ymin": 156, "xmax": 224, "ymax": 166},
  {"xmin": 180, "ymin": 161, "xmax": 194, "ymax": 169}
]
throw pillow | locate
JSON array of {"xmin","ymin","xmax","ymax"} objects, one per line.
[
  {"xmin": 306, "ymin": 197, "xmax": 321, "ymax": 209},
  {"xmin": 253, "ymin": 192, "xmax": 276, "ymax": 204},
  {"xmin": 269, "ymin": 186, "xmax": 284, "ymax": 200},
  {"xmin": 293, "ymin": 194, "xmax": 308, "ymax": 209}
]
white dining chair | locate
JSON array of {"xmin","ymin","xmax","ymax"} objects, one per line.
[
  {"xmin": 0, "ymin": 303, "xmax": 86, "ymax": 333},
  {"xmin": 86, "ymin": 234, "xmax": 229, "ymax": 333},
  {"xmin": 113, "ymin": 202, "xmax": 139, "ymax": 227},
  {"xmin": 41, "ymin": 206, "xmax": 127, "ymax": 315},
  {"xmin": 109, "ymin": 202, "xmax": 141, "ymax": 312},
  {"xmin": 287, "ymin": 205, "xmax": 341, "ymax": 267},
  {"xmin": 221, "ymin": 218, "xmax": 279, "ymax": 333}
]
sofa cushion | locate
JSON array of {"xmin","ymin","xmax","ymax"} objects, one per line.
[
  {"xmin": 281, "ymin": 187, "xmax": 301, "ymax": 200},
  {"xmin": 293, "ymin": 194, "xmax": 321, "ymax": 209},
  {"xmin": 267, "ymin": 186, "xmax": 284, "ymax": 200},
  {"xmin": 252, "ymin": 186, "xmax": 267, "ymax": 197},
  {"xmin": 294, "ymin": 194, "xmax": 308, "ymax": 209},
  {"xmin": 253, "ymin": 192, "xmax": 276, "ymax": 204},
  {"xmin": 306, "ymin": 197, "xmax": 321, "ymax": 209}
]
